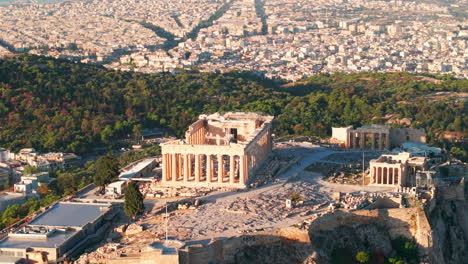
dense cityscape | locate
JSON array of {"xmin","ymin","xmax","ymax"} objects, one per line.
[{"xmin": 0, "ymin": 0, "xmax": 466, "ymax": 80}]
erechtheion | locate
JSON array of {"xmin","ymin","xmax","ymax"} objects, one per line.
[{"xmin": 161, "ymin": 112, "xmax": 274, "ymax": 188}]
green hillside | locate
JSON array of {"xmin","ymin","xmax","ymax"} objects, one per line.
[{"xmin": 0, "ymin": 54, "xmax": 466, "ymax": 155}]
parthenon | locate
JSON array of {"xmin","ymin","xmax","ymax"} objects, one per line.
[
  {"xmin": 332, "ymin": 125, "xmax": 426, "ymax": 150},
  {"xmin": 160, "ymin": 112, "xmax": 274, "ymax": 188}
]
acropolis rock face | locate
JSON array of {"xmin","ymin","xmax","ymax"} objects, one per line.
[{"xmin": 177, "ymin": 199, "xmax": 468, "ymax": 264}]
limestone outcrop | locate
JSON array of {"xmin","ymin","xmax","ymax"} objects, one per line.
[{"xmin": 178, "ymin": 207, "xmax": 432, "ymax": 264}]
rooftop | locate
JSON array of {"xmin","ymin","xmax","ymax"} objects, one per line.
[
  {"xmin": 28, "ymin": 202, "xmax": 111, "ymax": 228},
  {"xmin": 0, "ymin": 228, "xmax": 77, "ymax": 250},
  {"xmin": 0, "ymin": 192, "xmax": 25, "ymax": 202},
  {"xmin": 119, "ymin": 158, "xmax": 155, "ymax": 180},
  {"xmin": 107, "ymin": 180, "xmax": 126, "ymax": 188},
  {"xmin": 401, "ymin": 142, "xmax": 442, "ymax": 155}
]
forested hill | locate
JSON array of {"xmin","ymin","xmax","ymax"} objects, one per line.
[{"xmin": 0, "ymin": 54, "xmax": 466, "ymax": 154}]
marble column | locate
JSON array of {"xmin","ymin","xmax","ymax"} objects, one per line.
[
  {"xmin": 377, "ymin": 167, "xmax": 382, "ymax": 184},
  {"xmin": 346, "ymin": 132, "xmax": 351, "ymax": 148},
  {"xmin": 352, "ymin": 133, "xmax": 357, "ymax": 149},
  {"xmin": 188, "ymin": 154, "xmax": 192, "ymax": 180},
  {"xmin": 218, "ymin": 154, "xmax": 224, "ymax": 183},
  {"xmin": 184, "ymin": 154, "xmax": 189, "ymax": 183},
  {"xmin": 239, "ymin": 155, "xmax": 245, "ymax": 185},
  {"xmin": 206, "ymin": 155, "xmax": 212, "ymax": 183},
  {"xmin": 195, "ymin": 154, "xmax": 200, "ymax": 182},
  {"xmin": 162, "ymin": 154, "xmax": 167, "ymax": 182},
  {"xmin": 229, "ymin": 155, "xmax": 235, "ymax": 184},
  {"xmin": 178, "ymin": 154, "xmax": 183, "ymax": 181},
  {"xmin": 389, "ymin": 168, "xmax": 393, "ymax": 185},
  {"xmin": 171, "ymin": 154, "xmax": 177, "ymax": 182}
]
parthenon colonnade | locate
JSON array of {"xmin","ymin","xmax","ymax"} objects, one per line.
[{"xmin": 162, "ymin": 153, "xmax": 247, "ymax": 186}]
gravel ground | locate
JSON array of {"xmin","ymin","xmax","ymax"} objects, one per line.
[{"xmin": 153, "ymin": 180, "xmax": 333, "ymax": 241}]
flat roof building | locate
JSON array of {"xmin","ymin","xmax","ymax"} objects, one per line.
[
  {"xmin": 0, "ymin": 202, "xmax": 115, "ymax": 263},
  {"xmin": 0, "ymin": 193, "xmax": 27, "ymax": 212},
  {"xmin": 161, "ymin": 112, "xmax": 274, "ymax": 188},
  {"xmin": 118, "ymin": 158, "xmax": 158, "ymax": 180}
]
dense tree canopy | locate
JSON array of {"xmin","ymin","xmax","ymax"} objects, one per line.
[
  {"xmin": 93, "ymin": 154, "xmax": 120, "ymax": 189},
  {"xmin": 124, "ymin": 181, "xmax": 144, "ymax": 219},
  {"xmin": 0, "ymin": 55, "xmax": 465, "ymax": 155}
]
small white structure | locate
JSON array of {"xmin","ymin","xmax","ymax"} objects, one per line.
[
  {"xmin": 105, "ymin": 181, "xmax": 127, "ymax": 195},
  {"xmin": 0, "ymin": 148, "xmax": 9, "ymax": 162},
  {"xmin": 14, "ymin": 172, "xmax": 51, "ymax": 194}
]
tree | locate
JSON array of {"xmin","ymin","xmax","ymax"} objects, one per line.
[
  {"xmin": 392, "ymin": 237, "xmax": 418, "ymax": 263},
  {"xmin": 124, "ymin": 181, "xmax": 144, "ymax": 219},
  {"xmin": 132, "ymin": 124, "xmax": 142, "ymax": 141},
  {"xmin": 93, "ymin": 154, "xmax": 120, "ymax": 190},
  {"xmin": 450, "ymin": 147, "xmax": 467, "ymax": 162},
  {"xmin": 24, "ymin": 166, "xmax": 40, "ymax": 175},
  {"xmin": 356, "ymin": 251, "xmax": 370, "ymax": 264},
  {"xmin": 389, "ymin": 258, "xmax": 405, "ymax": 264},
  {"xmin": 100, "ymin": 125, "xmax": 114, "ymax": 143},
  {"xmin": 37, "ymin": 184, "xmax": 49, "ymax": 195},
  {"xmin": 1, "ymin": 204, "xmax": 21, "ymax": 228}
]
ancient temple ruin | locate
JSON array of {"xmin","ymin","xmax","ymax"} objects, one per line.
[
  {"xmin": 160, "ymin": 112, "xmax": 274, "ymax": 188},
  {"xmin": 369, "ymin": 152, "xmax": 428, "ymax": 187},
  {"xmin": 332, "ymin": 125, "xmax": 426, "ymax": 150}
]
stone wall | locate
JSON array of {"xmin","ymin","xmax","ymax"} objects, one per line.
[
  {"xmin": 390, "ymin": 128, "xmax": 426, "ymax": 147},
  {"xmin": 308, "ymin": 208, "xmax": 431, "ymax": 252},
  {"xmin": 107, "ymin": 249, "xmax": 179, "ymax": 264},
  {"xmin": 331, "ymin": 127, "xmax": 350, "ymax": 144}
]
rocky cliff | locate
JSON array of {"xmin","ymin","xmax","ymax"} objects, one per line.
[
  {"xmin": 428, "ymin": 180, "xmax": 468, "ymax": 264},
  {"xmin": 180, "ymin": 207, "xmax": 432, "ymax": 264},
  {"xmin": 181, "ymin": 189, "xmax": 468, "ymax": 264}
]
